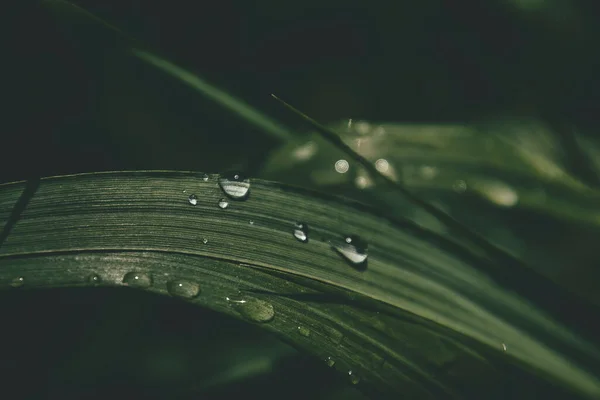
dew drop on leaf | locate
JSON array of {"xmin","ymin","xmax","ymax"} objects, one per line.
[
  {"xmin": 293, "ymin": 222, "xmax": 309, "ymax": 243},
  {"xmin": 227, "ymin": 296, "xmax": 274, "ymax": 323},
  {"xmin": 202, "ymin": 174, "xmax": 209, "ymax": 182},
  {"xmin": 11, "ymin": 276, "xmax": 24, "ymax": 288},
  {"xmin": 167, "ymin": 280, "xmax": 201, "ymax": 299},
  {"xmin": 331, "ymin": 235, "xmax": 368, "ymax": 268},
  {"xmin": 297, "ymin": 326, "xmax": 311, "ymax": 337},
  {"xmin": 326, "ymin": 357, "xmax": 335, "ymax": 367},
  {"xmin": 88, "ymin": 274, "xmax": 101, "ymax": 284},
  {"xmin": 122, "ymin": 272, "xmax": 153, "ymax": 288},
  {"xmin": 218, "ymin": 198, "xmax": 229, "ymax": 209},
  {"xmin": 188, "ymin": 194, "xmax": 198, "ymax": 206},
  {"xmin": 218, "ymin": 171, "xmax": 250, "ymax": 200}
]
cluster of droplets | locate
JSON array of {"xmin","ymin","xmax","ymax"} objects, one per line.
[
  {"xmin": 188, "ymin": 171, "xmax": 370, "ymax": 269},
  {"xmin": 121, "ymin": 272, "xmax": 200, "ymax": 299}
]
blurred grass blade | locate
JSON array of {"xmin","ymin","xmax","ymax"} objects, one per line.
[
  {"xmin": 134, "ymin": 50, "xmax": 294, "ymax": 142},
  {"xmin": 43, "ymin": 0, "xmax": 294, "ymax": 143}
]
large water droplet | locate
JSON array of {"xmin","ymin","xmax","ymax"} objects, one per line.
[
  {"xmin": 293, "ymin": 222, "xmax": 309, "ymax": 243},
  {"xmin": 122, "ymin": 272, "xmax": 153, "ymax": 288},
  {"xmin": 167, "ymin": 280, "xmax": 201, "ymax": 299},
  {"xmin": 202, "ymin": 174, "xmax": 209, "ymax": 182},
  {"xmin": 88, "ymin": 273, "xmax": 101, "ymax": 284},
  {"xmin": 218, "ymin": 172, "xmax": 250, "ymax": 200},
  {"xmin": 325, "ymin": 356, "xmax": 335, "ymax": 367},
  {"xmin": 202, "ymin": 238, "xmax": 209, "ymax": 245},
  {"xmin": 348, "ymin": 370, "xmax": 360, "ymax": 384},
  {"xmin": 227, "ymin": 296, "xmax": 274, "ymax": 323},
  {"xmin": 11, "ymin": 277, "xmax": 24, "ymax": 288},
  {"xmin": 218, "ymin": 198, "xmax": 229, "ymax": 209},
  {"xmin": 188, "ymin": 194, "xmax": 198, "ymax": 206},
  {"xmin": 331, "ymin": 235, "xmax": 368, "ymax": 268},
  {"xmin": 297, "ymin": 326, "xmax": 311, "ymax": 337}
]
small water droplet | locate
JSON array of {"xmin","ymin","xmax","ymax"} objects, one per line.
[
  {"xmin": 218, "ymin": 172, "xmax": 250, "ymax": 200},
  {"xmin": 167, "ymin": 280, "xmax": 201, "ymax": 299},
  {"xmin": 202, "ymin": 238, "xmax": 209, "ymax": 244},
  {"xmin": 334, "ymin": 159, "xmax": 350, "ymax": 174},
  {"xmin": 297, "ymin": 326, "xmax": 311, "ymax": 337},
  {"xmin": 218, "ymin": 198, "xmax": 229, "ymax": 209},
  {"xmin": 452, "ymin": 180, "xmax": 467, "ymax": 193},
  {"xmin": 348, "ymin": 370, "xmax": 360, "ymax": 385},
  {"xmin": 122, "ymin": 272, "xmax": 153, "ymax": 288},
  {"xmin": 227, "ymin": 296, "xmax": 274, "ymax": 323},
  {"xmin": 326, "ymin": 357, "xmax": 335, "ymax": 367},
  {"xmin": 293, "ymin": 222, "xmax": 309, "ymax": 243},
  {"xmin": 331, "ymin": 235, "xmax": 368, "ymax": 268},
  {"xmin": 11, "ymin": 276, "xmax": 24, "ymax": 288},
  {"xmin": 502, "ymin": 343, "xmax": 507, "ymax": 351},
  {"xmin": 202, "ymin": 174, "xmax": 209, "ymax": 182},
  {"xmin": 375, "ymin": 158, "xmax": 389, "ymax": 173},
  {"xmin": 88, "ymin": 274, "xmax": 101, "ymax": 284},
  {"xmin": 188, "ymin": 194, "xmax": 198, "ymax": 206},
  {"xmin": 249, "ymin": 220, "xmax": 254, "ymax": 225}
]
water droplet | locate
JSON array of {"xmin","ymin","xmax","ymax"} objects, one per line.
[
  {"xmin": 326, "ymin": 357, "xmax": 335, "ymax": 367},
  {"xmin": 167, "ymin": 280, "xmax": 201, "ymax": 299},
  {"xmin": 293, "ymin": 141, "xmax": 317, "ymax": 161},
  {"xmin": 334, "ymin": 159, "xmax": 349, "ymax": 174},
  {"xmin": 188, "ymin": 194, "xmax": 198, "ymax": 206},
  {"xmin": 502, "ymin": 343, "xmax": 507, "ymax": 351},
  {"xmin": 227, "ymin": 296, "xmax": 274, "ymax": 323},
  {"xmin": 122, "ymin": 272, "xmax": 153, "ymax": 288},
  {"xmin": 218, "ymin": 198, "xmax": 229, "ymax": 209},
  {"xmin": 375, "ymin": 158, "xmax": 389, "ymax": 173},
  {"xmin": 249, "ymin": 220, "xmax": 254, "ymax": 225},
  {"xmin": 11, "ymin": 277, "xmax": 24, "ymax": 288},
  {"xmin": 348, "ymin": 370, "xmax": 360, "ymax": 385},
  {"xmin": 88, "ymin": 274, "xmax": 101, "ymax": 284},
  {"xmin": 419, "ymin": 165, "xmax": 438, "ymax": 180},
  {"xmin": 202, "ymin": 238, "xmax": 209, "ymax": 244},
  {"xmin": 331, "ymin": 235, "xmax": 368, "ymax": 268},
  {"xmin": 202, "ymin": 174, "xmax": 209, "ymax": 182},
  {"xmin": 297, "ymin": 326, "xmax": 311, "ymax": 337},
  {"xmin": 452, "ymin": 180, "xmax": 467, "ymax": 193},
  {"xmin": 218, "ymin": 172, "xmax": 250, "ymax": 200},
  {"xmin": 293, "ymin": 222, "xmax": 309, "ymax": 243},
  {"xmin": 477, "ymin": 181, "xmax": 519, "ymax": 208}
]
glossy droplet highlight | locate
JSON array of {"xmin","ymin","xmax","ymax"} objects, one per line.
[
  {"xmin": 122, "ymin": 272, "xmax": 153, "ymax": 288},
  {"xmin": 227, "ymin": 296, "xmax": 274, "ymax": 323},
  {"xmin": 218, "ymin": 172, "xmax": 250, "ymax": 200},
  {"xmin": 348, "ymin": 370, "xmax": 360, "ymax": 385},
  {"xmin": 297, "ymin": 326, "xmax": 311, "ymax": 337},
  {"xmin": 218, "ymin": 198, "xmax": 229, "ymax": 209},
  {"xmin": 202, "ymin": 174, "xmax": 209, "ymax": 182},
  {"xmin": 188, "ymin": 194, "xmax": 198, "ymax": 206},
  {"xmin": 293, "ymin": 222, "xmax": 309, "ymax": 243},
  {"xmin": 10, "ymin": 277, "xmax": 24, "ymax": 288},
  {"xmin": 88, "ymin": 274, "xmax": 101, "ymax": 284},
  {"xmin": 326, "ymin": 357, "xmax": 335, "ymax": 367},
  {"xmin": 334, "ymin": 159, "xmax": 350, "ymax": 174},
  {"xmin": 331, "ymin": 235, "xmax": 368, "ymax": 268},
  {"xmin": 167, "ymin": 280, "xmax": 201, "ymax": 299},
  {"xmin": 202, "ymin": 238, "xmax": 209, "ymax": 244}
]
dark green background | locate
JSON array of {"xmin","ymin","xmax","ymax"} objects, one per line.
[{"xmin": 1, "ymin": 1, "xmax": 599, "ymax": 399}]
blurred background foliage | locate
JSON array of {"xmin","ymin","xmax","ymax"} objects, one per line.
[{"xmin": 1, "ymin": 0, "xmax": 600, "ymax": 398}]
